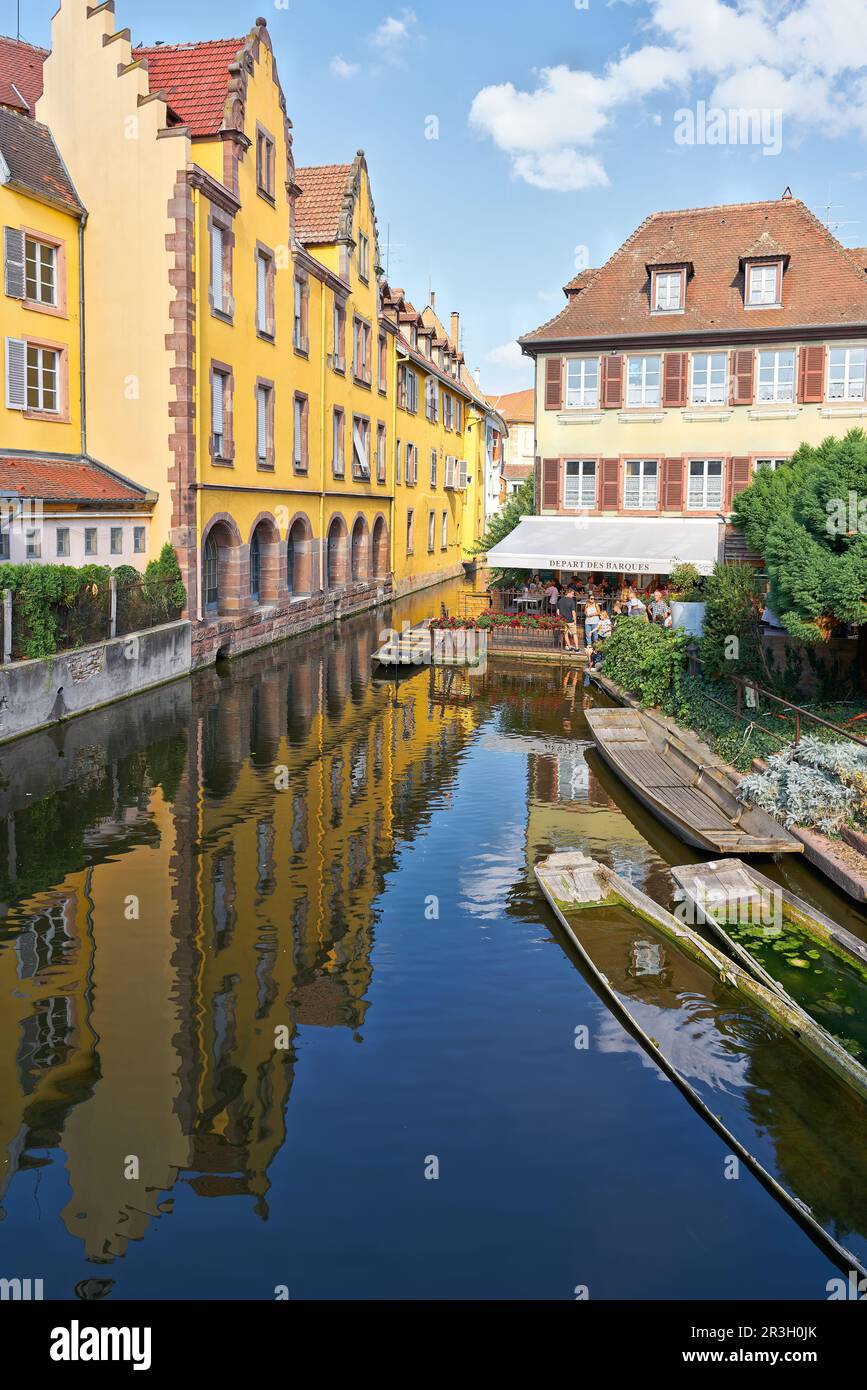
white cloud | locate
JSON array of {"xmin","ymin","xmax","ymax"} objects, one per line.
[
  {"xmin": 330, "ymin": 55, "xmax": 360, "ymax": 79},
  {"xmin": 486, "ymin": 341, "xmax": 524, "ymax": 369},
  {"xmin": 370, "ymin": 10, "xmax": 417, "ymax": 51},
  {"xmin": 470, "ymin": 0, "xmax": 867, "ymax": 191}
]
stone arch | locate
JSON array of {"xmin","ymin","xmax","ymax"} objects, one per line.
[
  {"xmin": 349, "ymin": 512, "xmax": 370, "ymax": 583},
  {"xmin": 247, "ymin": 513, "xmax": 283, "ymax": 605},
  {"xmin": 371, "ymin": 512, "xmax": 389, "ymax": 580},
  {"xmin": 201, "ymin": 513, "xmax": 243, "ymax": 616},
  {"xmin": 325, "ymin": 513, "xmax": 349, "ymax": 590},
  {"xmin": 285, "ymin": 511, "xmax": 316, "ymax": 597}
]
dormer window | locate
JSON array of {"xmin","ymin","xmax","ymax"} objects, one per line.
[
  {"xmin": 746, "ymin": 260, "xmax": 782, "ymax": 307},
  {"xmin": 652, "ymin": 268, "xmax": 685, "ymax": 312}
]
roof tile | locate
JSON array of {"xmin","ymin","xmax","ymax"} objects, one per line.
[
  {"xmin": 0, "ymin": 106, "xmax": 83, "ymax": 214},
  {"xmin": 294, "ymin": 164, "xmax": 352, "ymax": 243},
  {"xmin": 0, "ymin": 455, "xmax": 150, "ymax": 504},
  {"xmin": 135, "ymin": 38, "xmax": 244, "ymax": 135},
  {"xmin": 0, "ymin": 35, "xmax": 46, "ymax": 115}
]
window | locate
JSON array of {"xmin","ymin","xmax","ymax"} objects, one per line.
[
  {"xmin": 294, "ymin": 394, "xmax": 308, "ymax": 471},
  {"xmin": 405, "ymin": 442, "xmax": 418, "ymax": 485},
  {"xmin": 84, "ymin": 527, "xmax": 97, "ymax": 556},
  {"xmin": 652, "ymin": 269, "xmax": 684, "ymax": 312},
  {"xmin": 294, "ymin": 276, "xmax": 308, "ymax": 352},
  {"xmin": 398, "ymin": 364, "xmax": 418, "ymax": 412},
  {"xmin": 428, "ymin": 511, "xmax": 435, "ymax": 552},
  {"xmin": 353, "ymin": 318, "xmax": 371, "ymax": 382},
  {"xmin": 376, "ymin": 423, "xmax": 387, "ymax": 483},
  {"xmin": 203, "ymin": 533, "xmax": 218, "ymax": 612},
  {"xmin": 430, "ymin": 448, "xmax": 437, "ymax": 487},
  {"xmin": 256, "ymin": 382, "xmax": 273, "ymax": 467},
  {"xmin": 757, "ymin": 349, "xmax": 795, "ymax": 403},
  {"xmin": 332, "ymin": 299, "xmax": 346, "ymax": 370},
  {"xmin": 358, "ymin": 231, "xmax": 370, "ymax": 282},
  {"xmin": 110, "ymin": 526, "xmax": 123, "ymax": 555},
  {"xmin": 24, "ymin": 237, "xmax": 56, "ymax": 306},
  {"xmin": 250, "ymin": 530, "xmax": 261, "ymax": 602},
  {"xmin": 25, "ymin": 527, "xmax": 41, "ymax": 560},
  {"xmin": 395, "ymin": 436, "xmax": 401, "ymax": 485},
  {"xmin": 0, "ymin": 529, "xmax": 8, "ymax": 561},
  {"xmin": 378, "ymin": 333, "xmax": 387, "ymax": 391},
  {"xmin": 624, "ymin": 459, "xmax": 658, "ymax": 509},
  {"xmin": 210, "ymin": 222, "xmax": 230, "ymax": 315},
  {"xmin": 134, "ymin": 526, "xmax": 146, "ymax": 553},
  {"xmin": 212, "ymin": 368, "xmax": 230, "ymax": 459},
  {"xmin": 755, "ymin": 457, "xmax": 788, "ymax": 472},
  {"xmin": 441, "ymin": 511, "xmax": 448, "ymax": 549},
  {"xmin": 426, "ymin": 377, "xmax": 439, "ymax": 423},
  {"xmin": 563, "ymin": 459, "xmax": 596, "ymax": 509},
  {"xmin": 687, "ymin": 459, "xmax": 724, "ymax": 510},
  {"xmin": 352, "ymin": 416, "xmax": 371, "ymax": 479},
  {"xmin": 828, "ymin": 347, "xmax": 867, "ymax": 402},
  {"xmin": 56, "ymin": 526, "xmax": 69, "ymax": 557},
  {"xmin": 256, "ymin": 127, "xmax": 275, "ymax": 198},
  {"xmin": 626, "ymin": 355, "xmax": 661, "ymax": 407},
  {"xmin": 565, "ymin": 357, "xmax": 599, "ymax": 408},
  {"xmin": 455, "ymin": 399, "xmax": 462, "ymax": 432},
  {"xmin": 333, "ymin": 407, "xmax": 345, "ymax": 476},
  {"xmin": 690, "ymin": 352, "xmax": 727, "ymax": 405},
  {"xmin": 256, "ymin": 251, "xmax": 273, "ymax": 336},
  {"xmin": 25, "ymin": 343, "xmax": 59, "ymax": 412},
  {"xmin": 406, "ymin": 508, "xmax": 414, "ymax": 555},
  {"xmin": 746, "ymin": 261, "xmax": 781, "ymax": 307}
]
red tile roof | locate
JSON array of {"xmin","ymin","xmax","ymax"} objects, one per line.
[
  {"xmin": 0, "ymin": 106, "xmax": 83, "ymax": 214},
  {"xmin": 522, "ymin": 196, "xmax": 867, "ymax": 346},
  {"xmin": 503, "ymin": 462, "xmax": 533, "ymax": 482},
  {"xmin": 135, "ymin": 38, "xmax": 244, "ymax": 135},
  {"xmin": 485, "ymin": 388, "xmax": 534, "ymax": 422},
  {"xmin": 0, "ymin": 35, "xmax": 46, "ymax": 115},
  {"xmin": 294, "ymin": 164, "xmax": 352, "ymax": 243},
  {"xmin": 0, "ymin": 455, "xmax": 151, "ymax": 505}
]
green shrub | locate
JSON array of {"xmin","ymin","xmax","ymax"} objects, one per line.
[
  {"xmin": 699, "ymin": 562, "xmax": 764, "ymax": 680},
  {"xmin": 601, "ymin": 618, "xmax": 690, "ymax": 710},
  {"xmin": 668, "ymin": 562, "xmax": 704, "ymax": 601}
]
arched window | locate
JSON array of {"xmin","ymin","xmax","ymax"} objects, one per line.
[
  {"xmin": 204, "ymin": 533, "xmax": 219, "ymax": 613},
  {"xmin": 286, "ymin": 528, "xmax": 296, "ymax": 595},
  {"xmin": 250, "ymin": 530, "xmax": 261, "ymax": 602},
  {"xmin": 327, "ymin": 519, "xmax": 344, "ymax": 589}
]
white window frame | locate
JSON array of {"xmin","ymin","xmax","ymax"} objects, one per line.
[
  {"xmin": 24, "ymin": 236, "xmax": 57, "ymax": 306},
  {"xmin": 653, "ymin": 270, "xmax": 683, "ymax": 312},
  {"xmin": 687, "ymin": 458, "xmax": 724, "ymax": 511},
  {"xmin": 623, "ymin": 459, "xmax": 658, "ymax": 510},
  {"xmin": 754, "ymin": 457, "xmax": 788, "ymax": 472},
  {"xmin": 626, "ymin": 355, "xmax": 661, "ymax": 408},
  {"xmin": 427, "ymin": 510, "xmax": 435, "ymax": 553},
  {"xmin": 294, "ymin": 395, "xmax": 305, "ymax": 468},
  {"xmin": 358, "ymin": 231, "xmax": 370, "ymax": 282},
  {"xmin": 212, "ymin": 370, "xmax": 226, "ymax": 457},
  {"xmin": 84, "ymin": 527, "xmax": 98, "ymax": 556},
  {"xmin": 757, "ymin": 349, "xmax": 795, "ymax": 403},
  {"xmin": 256, "ymin": 384, "xmax": 271, "ymax": 465},
  {"xmin": 133, "ymin": 526, "xmax": 146, "ymax": 554},
  {"xmin": 441, "ymin": 511, "xmax": 448, "ymax": 549},
  {"xmin": 747, "ymin": 262, "xmax": 780, "ymax": 307},
  {"xmin": 827, "ymin": 346, "xmax": 867, "ymax": 402},
  {"xmin": 690, "ymin": 352, "xmax": 727, "ymax": 406},
  {"xmin": 26, "ymin": 343, "xmax": 59, "ymax": 412},
  {"xmin": 352, "ymin": 416, "xmax": 371, "ymax": 478},
  {"xmin": 565, "ymin": 357, "xmax": 599, "ymax": 408},
  {"xmin": 210, "ymin": 223, "xmax": 225, "ymax": 313},
  {"xmin": 563, "ymin": 459, "xmax": 596, "ymax": 509},
  {"xmin": 256, "ymin": 251, "xmax": 270, "ymax": 335},
  {"xmin": 333, "ymin": 408, "xmax": 345, "ymax": 476}
]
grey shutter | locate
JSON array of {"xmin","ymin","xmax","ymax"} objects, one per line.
[
  {"xmin": 5, "ymin": 337, "xmax": 27, "ymax": 408},
  {"xmin": 212, "ymin": 372, "xmax": 224, "ymax": 433},
  {"xmin": 257, "ymin": 387, "xmax": 267, "ymax": 460},
  {"xmin": 4, "ymin": 228, "xmax": 25, "ymax": 298}
]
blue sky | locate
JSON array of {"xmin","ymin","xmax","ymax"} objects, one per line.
[{"xmin": 7, "ymin": 1, "xmax": 867, "ymax": 391}]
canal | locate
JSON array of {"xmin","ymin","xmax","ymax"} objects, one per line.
[{"xmin": 0, "ymin": 576, "xmax": 864, "ymax": 1300}]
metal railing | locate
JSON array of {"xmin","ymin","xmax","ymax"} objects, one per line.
[{"xmin": 686, "ymin": 645, "xmax": 867, "ymax": 750}]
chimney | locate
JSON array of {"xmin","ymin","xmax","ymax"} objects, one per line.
[
  {"xmin": 451, "ymin": 311, "xmax": 460, "ymax": 346},
  {"xmin": 474, "ymin": 368, "xmax": 481, "ymax": 385},
  {"xmin": 430, "ymin": 290, "xmax": 436, "ymax": 310}
]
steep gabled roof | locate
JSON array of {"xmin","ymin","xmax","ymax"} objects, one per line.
[
  {"xmin": 522, "ymin": 196, "xmax": 867, "ymax": 346},
  {"xmin": 134, "ymin": 37, "xmax": 245, "ymax": 135},
  {"xmin": 0, "ymin": 35, "xmax": 47, "ymax": 115},
  {"xmin": 0, "ymin": 106, "xmax": 83, "ymax": 215}
]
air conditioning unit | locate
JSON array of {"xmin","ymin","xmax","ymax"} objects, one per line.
[{"xmin": 444, "ymin": 456, "xmax": 456, "ymax": 489}]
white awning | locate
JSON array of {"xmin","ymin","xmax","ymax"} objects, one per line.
[{"xmin": 485, "ymin": 516, "xmax": 721, "ymax": 575}]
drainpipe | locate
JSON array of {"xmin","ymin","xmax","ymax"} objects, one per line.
[
  {"xmin": 78, "ymin": 213, "xmax": 87, "ymax": 455},
  {"xmin": 319, "ymin": 271, "xmax": 326, "ymax": 592},
  {"xmin": 193, "ymin": 185, "xmax": 203, "ymax": 621}
]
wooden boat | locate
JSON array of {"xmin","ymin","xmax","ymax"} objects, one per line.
[
  {"xmin": 671, "ymin": 858, "xmax": 867, "ymax": 1069},
  {"xmin": 534, "ymin": 850, "xmax": 867, "ymax": 1275},
  {"xmin": 585, "ymin": 706, "xmax": 801, "ymax": 854}
]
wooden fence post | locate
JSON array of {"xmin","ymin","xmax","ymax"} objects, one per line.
[{"xmin": 109, "ymin": 576, "xmax": 117, "ymax": 640}]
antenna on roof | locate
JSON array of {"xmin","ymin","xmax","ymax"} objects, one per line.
[
  {"xmin": 17, "ymin": 0, "xmax": 21, "ymax": 41},
  {"xmin": 813, "ymin": 197, "xmax": 860, "ymax": 238}
]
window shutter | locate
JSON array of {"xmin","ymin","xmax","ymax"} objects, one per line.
[
  {"xmin": 725, "ymin": 456, "xmax": 752, "ymax": 511},
  {"xmin": 4, "ymin": 227, "xmax": 25, "ymax": 298},
  {"xmin": 212, "ymin": 372, "xmax": 224, "ymax": 433},
  {"xmin": 5, "ymin": 337, "xmax": 27, "ymax": 408},
  {"xmin": 257, "ymin": 387, "xmax": 267, "ymax": 457},
  {"xmin": 544, "ymin": 357, "xmax": 562, "ymax": 411},
  {"xmin": 541, "ymin": 458, "xmax": 561, "ymax": 509},
  {"xmin": 798, "ymin": 345, "xmax": 825, "ymax": 403},
  {"xmin": 730, "ymin": 349, "xmax": 754, "ymax": 405},
  {"xmin": 600, "ymin": 457, "xmax": 621, "ymax": 508},
  {"xmin": 601, "ymin": 355, "xmax": 624, "ymax": 409},
  {"xmin": 662, "ymin": 352, "xmax": 688, "ymax": 408},
  {"xmin": 662, "ymin": 457, "xmax": 685, "ymax": 510}
]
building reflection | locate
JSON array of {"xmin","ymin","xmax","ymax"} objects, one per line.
[{"xmin": 0, "ymin": 607, "xmax": 480, "ymax": 1261}]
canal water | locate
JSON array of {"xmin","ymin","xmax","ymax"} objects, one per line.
[{"xmin": 1, "ymin": 576, "xmax": 865, "ymax": 1300}]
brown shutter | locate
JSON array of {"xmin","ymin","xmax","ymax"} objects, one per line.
[
  {"xmin": 725, "ymin": 456, "xmax": 752, "ymax": 511},
  {"xmin": 730, "ymin": 349, "xmax": 754, "ymax": 405},
  {"xmin": 662, "ymin": 457, "xmax": 685, "ymax": 510},
  {"xmin": 662, "ymin": 352, "xmax": 688, "ymax": 408},
  {"xmin": 600, "ymin": 457, "xmax": 621, "ymax": 509},
  {"xmin": 798, "ymin": 345, "xmax": 825, "ymax": 403},
  {"xmin": 544, "ymin": 357, "xmax": 563, "ymax": 410},
  {"xmin": 541, "ymin": 458, "xmax": 561, "ymax": 509},
  {"xmin": 601, "ymin": 354, "xmax": 624, "ymax": 408}
]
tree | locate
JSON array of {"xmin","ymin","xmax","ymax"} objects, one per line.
[
  {"xmin": 471, "ymin": 475, "xmax": 535, "ymax": 585},
  {"xmin": 732, "ymin": 430, "xmax": 867, "ymax": 650}
]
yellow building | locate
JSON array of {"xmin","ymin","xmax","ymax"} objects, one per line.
[{"xmin": 26, "ymin": 5, "xmax": 492, "ymax": 661}]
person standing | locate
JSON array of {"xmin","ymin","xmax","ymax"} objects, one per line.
[
  {"xmin": 584, "ymin": 593, "xmax": 601, "ymax": 649},
  {"xmin": 557, "ymin": 585, "xmax": 579, "ymax": 651},
  {"xmin": 546, "ymin": 579, "xmax": 560, "ymax": 613},
  {"xmin": 649, "ymin": 588, "xmax": 671, "ymax": 625}
]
